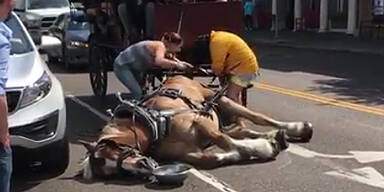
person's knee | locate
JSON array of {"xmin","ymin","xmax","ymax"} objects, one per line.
[{"xmin": 131, "ymin": 88, "xmax": 143, "ymax": 100}]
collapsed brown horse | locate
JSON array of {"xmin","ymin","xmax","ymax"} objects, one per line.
[{"xmin": 80, "ymin": 75, "xmax": 313, "ymax": 179}]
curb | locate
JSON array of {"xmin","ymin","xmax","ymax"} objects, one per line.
[{"xmin": 248, "ymin": 39, "xmax": 384, "ymax": 56}]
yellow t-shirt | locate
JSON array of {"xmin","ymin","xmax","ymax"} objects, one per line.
[{"xmin": 209, "ymin": 31, "xmax": 259, "ymax": 76}]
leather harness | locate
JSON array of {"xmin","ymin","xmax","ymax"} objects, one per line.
[
  {"xmin": 93, "ymin": 85, "xmax": 228, "ymax": 177},
  {"xmin": 111, "ymin": 85, "xmax": 228, "ymax": 151}
]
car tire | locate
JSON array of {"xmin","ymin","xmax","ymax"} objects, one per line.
[
  {"xmin": 62, "ymin": 46, "xmax": 71, "ymax": 70},
  {"xmin": 42, "ymin": 136, "xmax": 70, "ymax": 174},
  {"xmin": 48, "ymin": 56, "xmax": 59, "ymax": 64}
]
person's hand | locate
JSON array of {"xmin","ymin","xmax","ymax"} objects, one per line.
[
  {"xmin": 176, "ymin": 61, "xmax": 194, "ymax": 70},
  {"xmin": 0, "ymin": 134, "xmax": 10, "ymax": 148}
]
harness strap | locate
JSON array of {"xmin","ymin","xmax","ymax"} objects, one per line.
[
  {"xmin": 116, "ymin": 147, "xmax": 153, "ymax": 178},
  {"xmin": 111, "ymin": 85, "xmax": 228, "ymax": 153},
  {"xmin": 202, "ymin": 84, "xmax": 229, "ymax": 113},
  {"xmin": 141, "ymin": 88, "xmax": 202, "ymax": 111}
]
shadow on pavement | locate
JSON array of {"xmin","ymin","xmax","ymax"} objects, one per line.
[
  {"xmin": 65, "ymin": 94, "xmax": 133, "ymax": 143},
  {"xmin": 11, "ymin": 164, "xmax": 66, "ymax": 192},
  {"xmin": 45, "ymin": 57, "xmax": 113, "ymax": 75},
  {"xmin": 258, "ymin": 45, "xmax": 384, "ymax": 105},
  {"xmin": 45, "ymin": 58, "xmax": 90, "ymax": 74},
  {"xmin": 71, "ymin": 174, "xmax": 184, "ymax": 190}
]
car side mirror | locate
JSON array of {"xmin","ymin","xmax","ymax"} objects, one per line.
[
  {"xmin": 49, "ymin": 26, "xmax": 62, "ymax": 33},
  {"xmin": 39, "ymin": 35, "xmax": 62, "ymax": 53},
  {"xmin": 30, "ymin": 30, "xmax": 42, "ymax": 45}
]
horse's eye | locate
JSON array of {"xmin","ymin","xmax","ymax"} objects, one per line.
[{"xmin": 92, "ymin": 157, "xmax": 106, "ymax": 167}]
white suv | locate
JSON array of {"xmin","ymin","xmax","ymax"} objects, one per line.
[
  {"xmin": 5, "ymin": 13, "xmax": 68, "ymax": 172},
  {"xmin": 14, "ymin": 0, "xmax": 70, "ymax": 44}
]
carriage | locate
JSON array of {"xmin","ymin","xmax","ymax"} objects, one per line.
[{"xmin": 77, "ymin": 0, "xmax": 247, "ymax": 104}]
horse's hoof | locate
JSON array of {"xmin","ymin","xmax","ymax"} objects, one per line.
[
  {"xmin": 275, "ymin": 130, "xmax": 289, "ymax": 151},
  {"xmin": 286, "ymin": 121, "xmax": 313, "ymax": 143},
  {"xmin": 300, "ymin": 121, "xmax": 313, "ymax": 142}
]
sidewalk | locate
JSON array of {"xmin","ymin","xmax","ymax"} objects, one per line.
[{"xmin": 245, "ymin": 30, "xmax": 384, "ymax": 55}]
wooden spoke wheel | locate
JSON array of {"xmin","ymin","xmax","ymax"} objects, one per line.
[{"xmin": 89, "ymin": 37, "xmax": 108, "ymax": 97}]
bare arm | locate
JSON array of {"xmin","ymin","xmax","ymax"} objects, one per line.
[
  {"xmin": 0, "ymin": 37, "xmax": 10, "ymax": 147},
  {"xmin": 0, "ymin": 96, "xmax": 9, "ymax": 147},
  {"xmin": 152, "ymin": 43, "xmax": 181, "ymax": 69}
]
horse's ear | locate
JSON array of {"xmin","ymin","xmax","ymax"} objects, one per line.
[{"xmin": 79, "ymin": 140, "xmax": 97, "ymax": 152}]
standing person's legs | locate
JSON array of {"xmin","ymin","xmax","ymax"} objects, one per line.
[
  {"xmin": 245, "ymin": 15, "xmax": 253, "ymax": 30},
  {"xmin": 226, "ymin": 82, "xmax": 246, "ymax": 127},
  {"xmin": 0, "ymin": 146, "xmax": 12, "ymax": 192},
  {"xmin": 145, "ymin": 2, "xmax": 155, "ymax": 39},
  {"xmin": 118, "ymin": 3, "xmax": 131, "ymax": 35},
  {"xmin": 114, "ymin": 63, "xmax": 143, "ymax": 100},
  {"xmin": 225, "ymin": 73, "xmax": 258, "ymax": 127},
  {"xmin": 248, "ymin": 15, "xmax": 254, "ymax": 30},
  {"xmin": 226, "ymin": 82, "xmax": 243, "ymax": 105},
  {"xmin": 244, "ymin": 15, "xmax": 249, "ymax": 30}
]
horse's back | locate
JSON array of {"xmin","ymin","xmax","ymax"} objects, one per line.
[{"xmin": 145, "ymin": 76, "xmax": 220, "ymax": 158}]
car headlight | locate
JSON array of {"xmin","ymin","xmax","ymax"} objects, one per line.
[
  {"xmin": 23, "ymin": 13, "xmax": 41, "ymax": 28},
  {"xmin": 19, "ymin": 72, "xmax": 52, "ymax": 108},
  {"xmin": 69, "ymin": 41, "xmax": 88, "ymax": 48}
]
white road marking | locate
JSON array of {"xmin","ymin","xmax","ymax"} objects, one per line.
[
  {"xmin": 287, "ymin": 144, "xmax": 353, "ymax": 159},
  {"xmin": 288, "ymin": 144, "xmax": 384, "ymax": 189},
  {"xmin": 67, "ymin": 94, "xmax": 109, "ymax": 121},
  {"xmin": 67, "ymin": 94, "xmax": 238, "ymax": 192},
  {"xmin": 189, "ymin": 169, "xmax": 238, "ymax": 192},
  {"xmin": 349, "ymin": 151, "xmax": 384, "ymax": 164},
  {"xmin": 325, "ymin": 167, "xmax": 384, "ymax": 189},
  {"xmin": 287, "ymin": 144, "xmax": 384, "ymax": 163}
]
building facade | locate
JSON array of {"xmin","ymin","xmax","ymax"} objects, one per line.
[{"xmin": 254, "ymin": 0, "xmax": 384, "ymax": 36}]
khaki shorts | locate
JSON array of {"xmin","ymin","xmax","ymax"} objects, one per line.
[{"xmin": 229, "ymin": 73, "xmax": 259, "ymax": 88}]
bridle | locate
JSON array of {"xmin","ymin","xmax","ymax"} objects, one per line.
[{"xmin": 90, "ymin": 138, "xmax": 158, "ymax": 178}]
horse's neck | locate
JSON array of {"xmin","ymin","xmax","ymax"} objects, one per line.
[{"xmin": 100, "ymin": 122, "xmax": 151, "ymax": 152}]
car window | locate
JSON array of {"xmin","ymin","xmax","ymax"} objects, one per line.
[
  {"xmin": 28, "ymin": 0, "xmax": 69, "ymax": 9},
  {"xmin": 15, "ymin": 0, "xmax": 26, "ymax": 11},
  {"xmin": 5, "ymin": 15, "xmax": 34, "ymax": 55},
  {"xmin": 68, "ymin": 20, "xmax": 89, "ymax": 30},
  {"xmin": 53, "ymin": 14, "xmax": 67, "ymax": 30}
]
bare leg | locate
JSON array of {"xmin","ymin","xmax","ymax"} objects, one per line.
[{"xmin": 226, "ymin": 82, "xmax": 247, "ymax": 128}]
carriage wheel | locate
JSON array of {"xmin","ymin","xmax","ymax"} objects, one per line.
[{"xmin": 89, "ymin": 40, "xmax": 108, "ymax": 97}]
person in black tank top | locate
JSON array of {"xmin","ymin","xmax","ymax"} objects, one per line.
[{"xmin": 113, "ymin": 32, "xmax": 193, "ymax": 100}]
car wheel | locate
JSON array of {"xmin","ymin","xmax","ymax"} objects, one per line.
[
  {"xmin": 62, "ymin": 46, "xmax": 71, "ymax": 70},
  {"xmin": 48, "ymin": 56, "xmax": 59, "ymax": 64},
  {"xmin": 42, "ymin": 137, "xmax": 70, "ymax": 174}
]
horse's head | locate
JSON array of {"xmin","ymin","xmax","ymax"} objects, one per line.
[{"xmin": 80, "ymin": 138, "xmax": 158, "ymax": 180}]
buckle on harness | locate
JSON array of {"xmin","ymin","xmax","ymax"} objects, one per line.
[{"xmin": 160, "ymin": 88, "xmax": 182, "ymax": 99}]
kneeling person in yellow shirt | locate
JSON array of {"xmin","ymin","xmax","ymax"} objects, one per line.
[{"xmin": 193, "ymin": 30, "xmax": 259, "ymax": 106}]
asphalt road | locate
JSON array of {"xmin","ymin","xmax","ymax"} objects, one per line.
[{"xmin": 11, "ymin": 45, "xmax": 384, "ymax": 192}]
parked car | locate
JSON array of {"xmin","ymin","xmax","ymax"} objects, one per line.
[
  {"xmin": 14, "ymin": 0, "xmax": 71, "ymax": 44},
  {"xmin": 5, "ymin": 13, "xmax": 68, "ymax": 172},
  {"xmin": 46, "ymin": 10, "xmax": 90, "ymax": 69}
]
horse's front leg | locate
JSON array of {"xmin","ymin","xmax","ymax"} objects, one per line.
[
  {"xmin": 182, "ymin": 151, "xmax": 241, "ymax": 169},
  {"xmin": 183, "ymin": 116, "xmax": 286, "ymax": 169},
  {"xmin": 218, "ymin": 96, "xmax": 313, "ymax": 142}
]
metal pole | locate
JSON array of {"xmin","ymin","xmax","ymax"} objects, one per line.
[
  {"xmin": 177, "ymin": 10, "xmax": 184, "ymax": 34},
  {"xmin": 274, "ymin": 0, "xmax": 279, "ymax": 38}
]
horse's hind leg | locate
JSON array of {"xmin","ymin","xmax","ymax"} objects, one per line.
[{"xmin": 218, "ymin": 96, "xmax": 313, "ymax": 142}]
